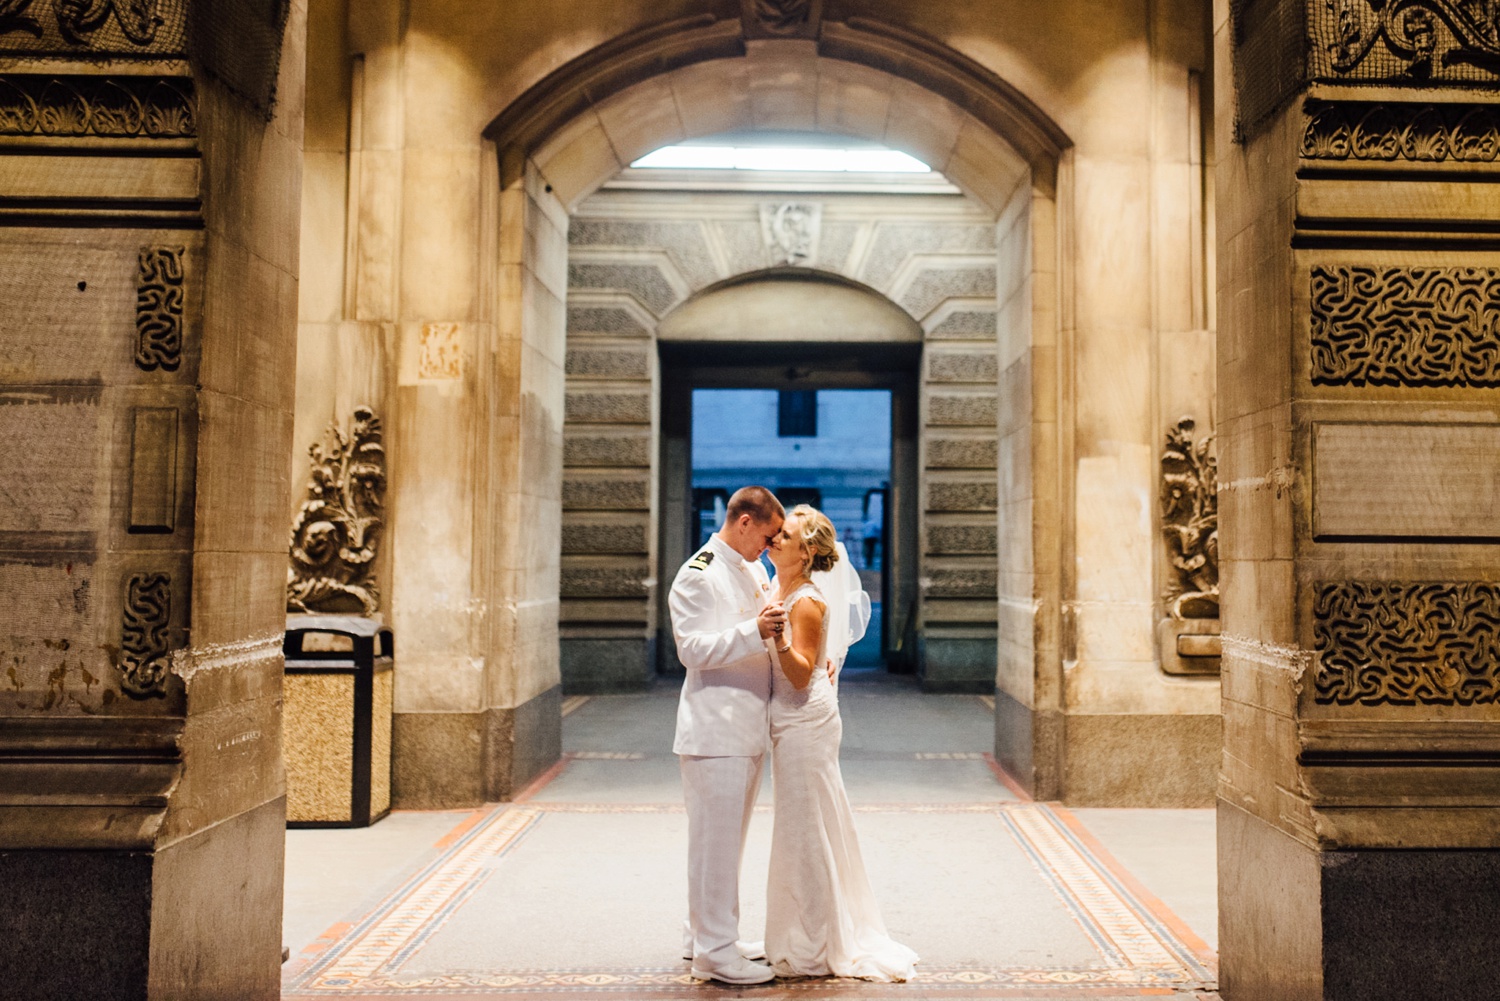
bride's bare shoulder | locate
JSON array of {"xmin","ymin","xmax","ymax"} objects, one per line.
[{"xmin": 788, "ymin": 586, "xmax": 826, "ymax": 616}]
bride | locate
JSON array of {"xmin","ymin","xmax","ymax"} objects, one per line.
[{"xmin": 763, "ymin": 504, "xmax": 919, "ymax": 981}]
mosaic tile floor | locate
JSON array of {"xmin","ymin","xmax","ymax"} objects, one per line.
[{"xmin": 284, "ymin": 682, "xmax": 1217, "ymax": 1000}]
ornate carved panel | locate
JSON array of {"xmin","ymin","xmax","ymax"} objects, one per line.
[
  {"xmin": 1310, "ymin": 265, "xmax": 1500, "ymax": 387},
  {"xmin": 288, "ymin": 407, "xmax": 386, "ymax": 615},
  {"xmin": 134, "ymin": 245, "xmax": 184, "ymax": 371},
  {"xmin": 121, "ymin": 571, "xmax": 171, "ymax": 697},
  {"xmin": 1303, "ymin": 100, "xmax": 1500, "ymax": 161},
  {"xmin": 0, "ymin": 0, "xmax": 185, "ymax": 55},
  {"xmin": 1308, "ymin": 0, "xmax": 1500, "ymax": 84},
  {"xmin": 0, "ymin": 74, "xmax": 194, "ymax": 138},
  {"xmin": 55, "ymin": 0, "xmax": 162, "ymax": 46},
  {"xmin": 1161, "ymin": 417, "xmax": 1219, "ymax": 618},
  {"xmin": 1314, "ymin": 581, "xmax": 1500, "ymax": 705}
]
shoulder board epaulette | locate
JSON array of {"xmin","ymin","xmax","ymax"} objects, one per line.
[{"xmin": 688, "ymin": 550, "xmax": 715, "ymax": 570}]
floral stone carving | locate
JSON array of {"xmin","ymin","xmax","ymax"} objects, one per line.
[
  {"xmin": 1314, "ymin": 581, "xmax": 1500, "ymax": 705},
  {"xmin": 1161, "ymin": 417, "xmax": 1218, "ymax": 619},
  {"xmin": 54, "ymin": 0, "xmax": 162, "ymax": 46},
  {"xmin": 0, "ymin": 74, "xmax": 195, "ymax": 138},
  {"xmin": 1313, "ymin": 0, "xmax": 1500, "ymax": 82},
  {"xmin": 1302, "ymin": 100, "xmax": 1500, "ymax": 161},
  {"xmin": 287, "ymin": 406, "xmax": 386, "ymax": 615}
]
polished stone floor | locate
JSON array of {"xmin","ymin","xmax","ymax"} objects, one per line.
[{"xmin": 283, "ymin": 673, "xmax": 1218, "ymax": 999}]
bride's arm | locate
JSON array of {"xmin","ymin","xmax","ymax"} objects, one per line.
[{"xmin": 774, "ymin": 598, "xmax": 825, "ymax": 691}]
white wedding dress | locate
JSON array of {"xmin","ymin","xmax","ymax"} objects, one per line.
[{"xmin": 764, "ymin": 579, "xmax": 919, "ymax": 981}]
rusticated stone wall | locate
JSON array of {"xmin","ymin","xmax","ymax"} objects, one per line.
[{"xmin": 561, "ymin": 183, "xmax": 1001, "ymax": 691}]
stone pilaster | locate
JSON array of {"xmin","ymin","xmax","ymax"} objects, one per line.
[
  {"xmin": 0, "ymin": 0, "xmax": 306, "ymax": 996},
  {"xmin": 1217, "ymin": 0, "xmax": 1500, "ymax": 996}
]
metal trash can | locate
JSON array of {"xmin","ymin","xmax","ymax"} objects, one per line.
[{"xmin": 283, "ymin": 615, "xmax": 394, "ymax": 827}]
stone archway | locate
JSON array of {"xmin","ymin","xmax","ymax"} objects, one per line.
[
  {"xmin": 472, "ymin": 20, "xmax": 1072, "ymax": 800},
  {"xmin": 562, "ymin": 267, "xmax": 931, "ymax": 692}
]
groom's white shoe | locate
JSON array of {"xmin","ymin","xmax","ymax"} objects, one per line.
[{"xmin": 690, "ymin": 956, "xmax": 776, "ymax": 985}]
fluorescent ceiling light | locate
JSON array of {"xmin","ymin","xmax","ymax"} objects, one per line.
[{"xmin": 631, "ymin": 145, "xmax": 930, "ymax": 172}]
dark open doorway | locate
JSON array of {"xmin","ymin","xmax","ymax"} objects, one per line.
[
  {"xmin": 659, "ymin": 341, "xmax": 920, "ymax": 675},
  {"xmin": 690, "ymin": 388, "xmax": 891, "ymax": 668}
]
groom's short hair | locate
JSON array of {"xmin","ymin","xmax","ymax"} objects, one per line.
[{"xmin": 727, "ymin": 486, "xmax": 784, "ymax": 526}]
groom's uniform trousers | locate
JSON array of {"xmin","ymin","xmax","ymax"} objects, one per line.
[{"xmin": 669, "ymin": 532, "xmax": 775, "ymax": 969}]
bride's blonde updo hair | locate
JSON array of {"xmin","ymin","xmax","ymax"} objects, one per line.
[{"xmin": 790, "ymin": 504, "xmax": 840, "ymax": 574}]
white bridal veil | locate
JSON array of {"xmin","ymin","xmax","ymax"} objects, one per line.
[{"xmin": 812, "ymin": 540, "xmax": 872, "ymax": 671}]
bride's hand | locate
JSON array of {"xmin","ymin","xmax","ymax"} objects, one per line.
[
  {"xmin": 826, "ymin": 659, "xmax": 836, "ymax": 685},
  {"xmin": 757, "ymin": 601, "xmax": 787, "ymax": 640}
]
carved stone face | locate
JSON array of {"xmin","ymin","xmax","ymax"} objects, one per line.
[{"xmin": 299, "ymin": 521, "xmax": 340, "ymax": 567}]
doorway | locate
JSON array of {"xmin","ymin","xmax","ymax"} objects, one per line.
[
  {"xmin": 658, "ymin": 340, "xmax": 920, "ymax": 675},
  {"xmin": 690, "ymin": 387, "xmax": 892, "ymax": 669}
]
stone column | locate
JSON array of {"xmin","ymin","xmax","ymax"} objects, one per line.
[
  {"xmin": 0, "ymin": 0, "xmax": 305, "ymax": 996},
  {"xmin": 1217, "ymin": 1, "xmax": 1500, "ymax": 995}
]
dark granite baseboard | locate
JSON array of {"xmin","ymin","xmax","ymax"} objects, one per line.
[
  {"xmin": 917, "ymin": 636, "xmax": 995, "ymax": 693},
  {"xmin": 993, "ymin": 687, "xmax": 1065, "ymax": 800},
  {"xmin": 0, "ymin": 849, "xmax": 152, "ymax": 1001},
  {"xmin": 0, "ymin": 797, "xmax": 285, "ymax": 1001},
  {"xmin": 507, "ymin": 684, "xmax": 562, "ymax": 794},
  {"xmin": 1321, "ymin": 841, "xmax": 1500, "ymax": 1000},
  {"xmin": 1063, "ymin": 712, "xmax": 1219, "ymax": 807},
  {"xmin": 561, "ymin": 637, "xmax": 655, "ymax": 693},
  {"xmin": 1215, "ymin": 801, "xmax": 1500, "ymax": 1000},
  {"xmin": 393, "ymin": 686, "xmax": 563, "ymax": 808},
  {"xmin": 393, "ymin": 711, "xmax": 488, "ymax": 808}
]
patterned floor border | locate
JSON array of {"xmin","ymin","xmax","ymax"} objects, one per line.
[{"xmin": 284, "ymin": 795, "xmax": 1216, "ymax": 998}]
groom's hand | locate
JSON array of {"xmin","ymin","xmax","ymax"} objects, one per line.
[
  {"xmin": 757, "ymin": 602, "xmax": 787, "ymax": 640},
  {"xmin": 827, "ymin": 659, "xmax": 837, "ymax": 684}
]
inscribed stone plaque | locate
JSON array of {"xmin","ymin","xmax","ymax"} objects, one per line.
[{"xmin": 1313, "ymin": 423, "xmax": 1500, "ymax": 540}]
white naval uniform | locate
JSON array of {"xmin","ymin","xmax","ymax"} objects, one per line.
[{"xmin": 669, "ymin": 532, "xmax": 776, "ymax": 968}]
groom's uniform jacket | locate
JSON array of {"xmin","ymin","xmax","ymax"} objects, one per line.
[{"xmin": 670, "ymin": 533, "xmax": 775, "ymax": 757}]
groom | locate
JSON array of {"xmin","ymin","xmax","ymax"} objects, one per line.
[{"xmin": 669, "ymin": 485, "xmax": 786, "ymax": 985}]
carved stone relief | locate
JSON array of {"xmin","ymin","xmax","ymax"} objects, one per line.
[
  {"xmin": 120, "ymin": 571, "xmax": 170, "ymax": 697},
  {"xmin": 0, "ymin": 74, "xmax": 194, "ymax": 137},
  {"xmin": 760, "ymin": 202, "xmax": 822, "ymax": 267},
  {"xmin": 1161, "ymin": 417, "xmax": 1219, "ymax": 619},
  {"xmin": 1303, "ymin": 100, "xmax": 1500, "ymax": 160},
  {"xmin": 55, "ymin": 0, "xmax": 161, "ymax": 46},
  {"xmin": 1314, "ymin": 581, "xmax": 1500, "ymax": 705},
  {"xmin": 741, "ymin": 0, "xmax": 822, "ymax": 39},
  {"xmin": 135, "ymin": 245, "xmax": 184, "ymax": 372},
  {"xmin": 1310, "ymin": 0, "xmax": 1500, "ymax": 83},
  {"xmin": 1310, "ymin": 265, "xmax": 1500, "ymax": 387},
  {"xmin": 0, "ymin": 0, "xmax": 182, "ymax": 54},
  {"xmin": 287, "ymin": 406, "xmax": 386, "ymax": 615}
]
